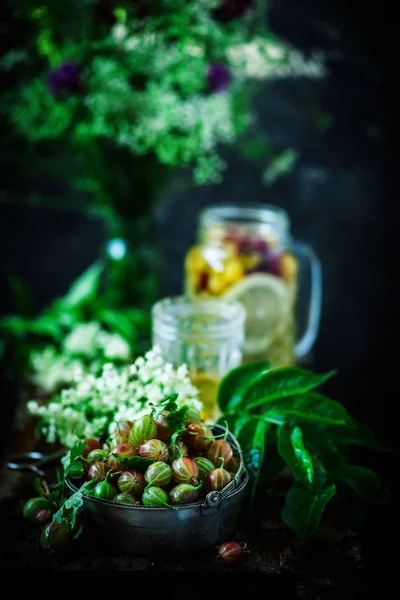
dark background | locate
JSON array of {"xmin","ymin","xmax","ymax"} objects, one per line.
[{"xmin": 0, "ymin": 0, "xmax": 397, "ymax": 582}]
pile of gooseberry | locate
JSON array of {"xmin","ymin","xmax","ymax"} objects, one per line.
[{"xmin": 74, "ymin": 408, "xmax": 239, "ymax": 508}]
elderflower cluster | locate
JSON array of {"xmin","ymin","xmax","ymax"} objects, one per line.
[
  {"xmin": 228, "ymin": 37, "xmax": 327, "ymax": 81},
  {"xmin": 27, "ymin": 346, "xmax": 202, "ymax": 448},
  {"xmin": 30, "ymin": 322, "xmax": 131, "ymax": 393}
]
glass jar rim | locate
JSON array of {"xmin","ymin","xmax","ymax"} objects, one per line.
[
  {"xmin": 198, "ymin": 203, "xmax": 290, "ymax": 239},
  {"xmin": 151, "ymin": 295, "xmax": 246, "ymax": 342}
]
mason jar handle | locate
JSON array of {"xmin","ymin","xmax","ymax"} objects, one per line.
[{"xmin": 291, "ymin": 240, "xmax": 322, "ymax": 360}]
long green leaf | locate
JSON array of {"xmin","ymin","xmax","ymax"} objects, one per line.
[
  {"xmin": 278, "ymin": 424, "xmax": 314, "ymax": 488},
  {"xmin": 233, "ymin": 413, "xmax": 251, "ymax": 439},
  {"xmin": 237, "ymin": 417, "xmax": 269, "ymax": 505},
  {"xmin": 244, "ymin": 366, "xmax": 336, "ymax": 411},
  {"xmin": 217, "ymin": 360, "xmax": 272, "ymax": 413},
  {"xmin": 61, "ymin": 261, "xmax": 103, "ymax": 308},
  {"xmin": 282, "ymin": 481, "xmax": 337, "ymax": 544},
  {"xmin": 329, "ymin": 464, "xmax": 389, "ymax": 505},
  {"xmin": 263, "ymin": 392, "xmax": 351, "ymax": 427},
  {"xmin": 327, "ymin": 423, "xmax": 390, "ymax": 452},
  {"xmin": 302, "ymin": 425, "xmax": 348, "ymax": 472}
]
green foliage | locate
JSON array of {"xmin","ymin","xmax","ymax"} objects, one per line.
[
  {"xmin": 217, "ymin": 363, "xmax": 389, "ymax": 544},
  {"xmin": 0, "ymin": 260, "xmax": 151, "ymax": 386},
  {"xmin": 61, "ymin": 440, "xmax": 87, "ymax": 479},
  {"xmin": 1, "ymin": 0, "xmax": 292, "ymax": 195}
]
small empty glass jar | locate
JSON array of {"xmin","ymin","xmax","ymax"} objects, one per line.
[{"xmin": 151, "ymin": 296, "xmax": 246, "ymax": 422}]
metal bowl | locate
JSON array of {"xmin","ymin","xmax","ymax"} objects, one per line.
[{"xmin": 66, "ymin": 424, "xmax": 249, "ymax": 555}]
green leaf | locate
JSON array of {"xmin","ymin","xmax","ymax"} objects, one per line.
[
  {"xmin": 166, "ymin": 405, "xmax": 190, "ymax": 432},
  {"xmin": 53, "ymin": 480, "xmax": 93, "ymax": 530},
  {"xmin": 217, "ymin": 360, "xmax": 272, "ymax": 413},
  {"xmin": 237, "ymin": 417, "xmax": 269, "ymax": 505},
  {"xmin": 61, "ymin": 261, "xmax": 103, "ymax": 308},
  {"xmin": 327, "ymin": 422, "xmax": 390, "ymax": 452},
  {"xmin": 263, "ymin": 392, "xmax": 351, "ymax": 427},
  {"xmin": 98, "ymin": 308, "xmax": 136, "ymax": 342},
  {"xmin": 61, "ymin": 441, "xmax": 86, "ymax": 479},
  {"xmin": 278, "ymin": 424, "xmax": 314, "ymax": 488},
  {"xmin": 119, "ymin": 455, "xmax": 154, "ymax": 471},
  {"xmin": 244, "ymin": 367, "xmax": 337, "ymax": 411},
  {"xmin": 233, "ymin": 413, "xmax": 251, "ymax": 439},
  {"xmin": 152, "ymin": 393, "xmax": 179, "ymax": 418},
  {"xmin": 302, "ymin": 425, "xmax": 348, "ymax": 471},
  {"xmin": 329, "ymin": 465, "xmax": 389, "ymax": 505},
  {"xmin": 282, "ymin": 481, "xmax": 337, "ymax": 544}
]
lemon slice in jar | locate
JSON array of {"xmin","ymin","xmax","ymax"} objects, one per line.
[{"xmin": 223, "ymin": 273, "xmax": 291, "ymax": 355}]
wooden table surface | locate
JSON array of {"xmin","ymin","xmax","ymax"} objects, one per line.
[{"xmin": 0, "ymin": 399, "xmax": 393, "ymax": 595}]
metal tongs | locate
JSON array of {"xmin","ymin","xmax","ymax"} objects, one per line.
[{"xmin": 5, "ymin": 450, "xmax": 67, "ymax": 477}]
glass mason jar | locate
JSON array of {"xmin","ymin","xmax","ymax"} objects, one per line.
[
  {"xmin": 151, "ymin": 296, "xmax": 246, "ymax": 422},
  {"xmin": 184, "ymin": 204, "xmax": 322, "ymax": 367}
]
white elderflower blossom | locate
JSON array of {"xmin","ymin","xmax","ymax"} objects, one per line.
[
  {"xmin": 63, "ymin": 322, "xmax": 102, "ymax": 356},
  {"xmin": 28, "ymin": 346, "xmax": 203, "ymax": 448},
  {"xmin": 30, "ymin": 322, "xmax": 133, "ymax": 394},
  {"xmin": 30, "ymin": 347, "xmax": 86, "ymax": 393},
  {"xmin": 229, "ymin": 37, "xmax": 326, "ymax": 81}
]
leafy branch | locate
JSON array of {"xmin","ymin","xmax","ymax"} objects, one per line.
[{"xmin": 217, "ymin": 363, "xmax": 390, "ymax": 545}]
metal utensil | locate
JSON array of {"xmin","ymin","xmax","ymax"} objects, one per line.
[{"xmin": 6, "ymin": 450, "xmax": 66, "ymax": 477}]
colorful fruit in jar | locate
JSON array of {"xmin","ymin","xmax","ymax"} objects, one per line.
[{"xmin": 185, "ymin": 225, "xmax": 298, "ymax": 298}]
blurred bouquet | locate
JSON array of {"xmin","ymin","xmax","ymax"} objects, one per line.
[
  {"xmin": 3, "ymin": 1, "xmax": 303, "ymax": 192},
  {"xmin": 1, "ymin": 1, "xmax": 325, "ymax": 387}
]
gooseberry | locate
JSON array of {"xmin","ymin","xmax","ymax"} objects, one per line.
[
  {"xmin": 117, "ymin": 469, "xmax": 146, "ymax": 496},
  {"xmin": 204, "ymin": 467, "xmax": 231, "ymax": 493},
  {"xmin": 40, "ymin": 520, "xmax": 70, "ymax": 553},
  {"xmin": 145, "ymin": 462, "xmax": 172, "ymax": 489},
  {"xmin": 88, "ymin": 461, "xmax": 110, "ymax": 481},
  {"xmin": 139, "ymin": 439, "xmax": 169, "ymax": 463},
  {"xmin": 168, "ymin": 483, "xmax": 202, "ymax": 505},
  {"xmin": 108, "ymin": 421, "xmax": 133, "ymax": 445},
  {"xmin": 82, "ymin": 438, "xmax": 102, "ymax": 458},
  {"xmin": 113, "ymin": 492, "xmax": 137, "ymax": 504},
  {"xmin": 107, "ymin": 443, "xmax": 137, "ymax": 471},
  {"xmin": 142, "ymin": 486, "xmax": 169, "ymax": 507},
  {"xmin": 168, "ymin": 439, "xmax": 189, "ymax": 459},
  {"xmin": 185, "ymin": 422, "xmax": 213, "ymax": 453},
  {"xmin": 207, "ymin": 440, "xmax": 233, "ymax": 470},
  {"xmin": 217, "ymin": 541, "xmax": 243, "ymax": 565},
  {"xmin": 34, "ymin": 508, "xmax": 53, "ymax": 526},
  {"xmin": 193, "ymin": 457, "xmax": 215, "ymax": 481},
  {"xmin": 171, "ymin": 457, "xmax": 199, "ymax": 485},
  {"xmin": 129, "ymin": 415, "xmax": 157, "ymax": 448},
  {"xmin": 153, "ymin": 411, "xmax": 173, "ymax": 442},
  {"xmin": 23, "ymin": 497, "xmax": 53, "ymax": 522},
  {"xmin": 92, "ymin": 472, "xmax": 117, "ymax": 500},
  {"xmin": 86, "ymin": 449, "xmax": 108, "ymax": 464}
]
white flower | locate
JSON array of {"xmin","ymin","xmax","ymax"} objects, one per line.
[
  {"xmin": 29, "ymin": 346, "xmax": 203, "ymax": 448},
  {"xmin": 112, "ymin": 23, "xmax": 128, "ymax": 43},
  {"xmin": 63, "ymin": 323, "xmax": 101, "ymax": 356}
]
